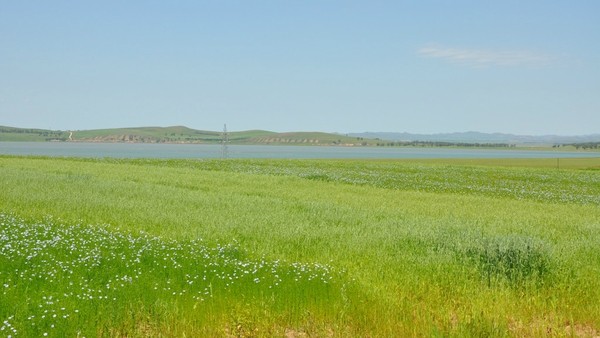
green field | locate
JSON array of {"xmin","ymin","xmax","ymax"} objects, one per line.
[{"xmin": 1, "ymin": 156, "xmax": 599, "ymax": 337}]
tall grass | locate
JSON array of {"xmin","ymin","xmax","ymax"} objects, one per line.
[{"xmin": 1, "ymin": 156, "xmax": 599, "ymax": 336}]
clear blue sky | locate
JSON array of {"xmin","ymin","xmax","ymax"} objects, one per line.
[{"xmin": 1, "ymin": 1, "xmax": 599, "ymax": 135}]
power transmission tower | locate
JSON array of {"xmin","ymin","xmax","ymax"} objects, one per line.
[{"xmin": 221, "ymin": 124, "xmax": 229, "ymax": 159}]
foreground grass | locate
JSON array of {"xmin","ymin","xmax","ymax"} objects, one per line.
[
  {"xmin": 1, "ymin": 156, "xmax": 599, "ymax": 336},
  {"xmin": 0, "ymin": 214, "xmax": 347, "ymax": 337}
]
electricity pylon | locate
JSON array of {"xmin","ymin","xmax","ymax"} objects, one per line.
[{"xmin": 221, "ymin": 124, "xmax": 229, "ymax": 159}]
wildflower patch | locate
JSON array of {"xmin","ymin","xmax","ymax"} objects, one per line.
[{"xmin": 0, "ymin": 213, "xmax": 344, "ymax": 336}]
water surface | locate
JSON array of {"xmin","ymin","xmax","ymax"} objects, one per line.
[{"xmin": 0, "ymin": 142, "xmax": 598, "ymax": 159}]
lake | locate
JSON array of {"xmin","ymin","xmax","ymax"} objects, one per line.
[{"xmin": 0, "ymin": 142, "xmax": 599, "ymax": 159}]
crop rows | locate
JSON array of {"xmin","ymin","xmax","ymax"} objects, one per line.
[
  {"xmin": 218, "ymin": 160, "xmax": 600, "ymax": 205},
  {"xmin": 94, "ymin": 158, "xmax": 600, "ymax": 205}
]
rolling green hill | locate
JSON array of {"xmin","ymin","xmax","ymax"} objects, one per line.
[
  {"xmin": 3, "ymin": 125, "xmax": 549, "ymax": 148},
  {"xmin": 0, "ymin": 125, "xmax": 374, "ymax": 146},
  {"xmin": 0, "ymin": 126, "xmax": 70, "ymax": 141}
]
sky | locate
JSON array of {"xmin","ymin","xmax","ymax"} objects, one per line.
[{"xmin": 1, "ymin": 1, "xmax": 599, "ymax": 135}]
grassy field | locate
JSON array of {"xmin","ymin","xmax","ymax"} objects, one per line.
[{"xmin": 1, "ymin": 156, "xmax": 599, "ymax": 337}]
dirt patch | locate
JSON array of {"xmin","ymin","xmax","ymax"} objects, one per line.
[
  {"xmin": 285, "ymin": 329, "xmax": 309, "ymax": 338},
  {"xmin": 509, "ymin": 317, "xmax": 600, "ymax": 337},
  {"xmin": 565, "ymin": 323, "xmax": 600, "ymax": 338}
]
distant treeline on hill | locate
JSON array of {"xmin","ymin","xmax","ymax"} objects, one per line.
[
  {"xmin": 558, "ymin": 142, "xmax": 600, "ymax": 150},
  {"xmin": 373, "ymin": 140, "xmax": 515, "ymax": 148},
  {"xmin": 0, "ymin": 126, "xmax": 67, "ymax": 141}
]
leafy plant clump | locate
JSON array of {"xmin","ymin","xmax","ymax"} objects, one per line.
[{"xmin": 462, "ymin": 235, "xmax": 554, "ymax": 288}]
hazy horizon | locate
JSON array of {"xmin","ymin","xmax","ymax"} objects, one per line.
[{"xmin": 1, "ymin": 2, "xmax": 599, "ymax": 135}]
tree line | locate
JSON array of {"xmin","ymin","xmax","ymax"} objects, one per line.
[
  {"xmin": 559, "ymin": 142, "xmax": 600, "ymax": 150},
  {"xmin": 374, "ymin": 141, "xmax": 515, "ymax": 148}
]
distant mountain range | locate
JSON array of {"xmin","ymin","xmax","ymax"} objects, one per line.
[{"xmin": 348, "ymin": 131, "xmax": 600, "ymax": 145}]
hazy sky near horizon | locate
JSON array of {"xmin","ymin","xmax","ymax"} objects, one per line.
[{"xmin": 1, "ymin": 1, "xmax": 599, "ymax": 135}]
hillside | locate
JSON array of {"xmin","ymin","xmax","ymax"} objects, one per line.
[
  {"xmin": 0, "ymin": 126, "xmax": 373, "ymax": 146},
  {"xmin": 5, "ymin": 125, "xmax": 596, "ymax": 148},
  {"xmin": 70, "ymin": 127, "xmax": 374, "ymax": 145},
  {"xmin": 0, "ymin": 126, "xmax": 70, "ymax": 141}
]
